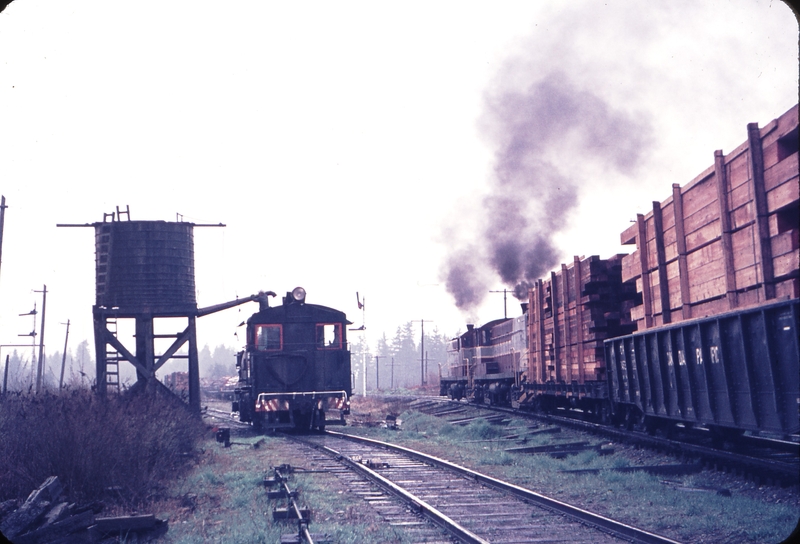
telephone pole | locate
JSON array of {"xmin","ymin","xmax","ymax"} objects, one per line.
[
  {"xmin": 34, "ymin": 285, "xmax": 47, "ymax": 392},
  {"xmin": 411, "ymin": 319, "xmax": 432, "ymax": 386},
  {"xmin": 489, "ymin": 288, "xmax": 511, "ymax": 318},
  {"xmin": 60, "ymin": 319, "xmax": 70, "ymax": 390}
]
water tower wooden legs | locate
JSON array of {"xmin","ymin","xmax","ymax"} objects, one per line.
[{"xmin": 93, "ymin": 307, "xmax": 201, "ymax": 413}]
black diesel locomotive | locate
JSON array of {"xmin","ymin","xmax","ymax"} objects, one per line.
[{"xmin": 232, "ymin": 287, "xmax": 351, "ymax": 431}]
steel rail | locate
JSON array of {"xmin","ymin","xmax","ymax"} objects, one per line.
[
  {"xmin": 325, "ymin": 430, "xmax": 683, "ymax": 544},
  {"xmin": 295, "ymin": 436, "xmax": 490, "ymax": 544}
]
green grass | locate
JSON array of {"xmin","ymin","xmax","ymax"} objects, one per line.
[
  {"xmin": 155, "ymin": 432, "xmax": 422, "ymax": 543},
  {"xmin": 344, "ymin": 408, "xmax": 799, "ymax": 543}
]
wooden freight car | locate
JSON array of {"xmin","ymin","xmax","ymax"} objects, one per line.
[
  {"xmin": 516, "ymin": 254, "xmax": 638, "ymax": 415},
  {"xmin": 620, "ymin": 104, "xmax": 799, "ymax": 329}
]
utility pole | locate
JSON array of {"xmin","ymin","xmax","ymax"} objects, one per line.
[
  {"xmin": 391, "ymin": 356, "xmax": 394, "ymax": 389},
  {"xmin": 60, "ymin": 319, "xmax": 70, "ymax": 390},
  {"xmin": 0, "ymin": 196, "xmax": 6, "ymax": 299},
  {"xmin": 2, "ymin": 344, "xmax": 40, "ymax": 394},
  {"xmin": 411, "ymin": 319, "xmax": 432, "ymax": 387},
  {"xmin": 34, "ymin": 285, "xmax": 47, "ymax": 392},
  {"xmin": 350, "ymin": 292, "xmax": 367, "ymax": 396},
  {"xmin": 489, "ymin": 288, "xmax": 511, "ymax": 319},
  {"xmin": 19, "ymin": 305, "xmax": 37, "ymax": 387},
  {"xmin": 375, "ymin": 355, "xmax": 381, "ymax": 391}
]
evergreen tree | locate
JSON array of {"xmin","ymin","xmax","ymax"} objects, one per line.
[
  {"xmin": 74, "ymin": 340, "xmax": 93, "ymax": 385},
  {"xmin": 349, "ymin": 334, "xmax": 372, "ymax": 394},
  {"xmin": 390, "ymin": 322, "xmax": 418, "ymax": 388},
  {"xmin": 210, "ymin": 345, "xmax": 237, "ymax": 378},
  {"xmin": 422, "ymin": 326, "xmax": 448, "ymax": 385},
  {"xmin": 374, "ymin": 333, "xmax": 391, "ymax": 390}
]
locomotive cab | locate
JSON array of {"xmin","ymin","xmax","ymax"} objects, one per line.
[{"xmin": 233, "ymin": 287, "xmax": 352, "ymax": 431}]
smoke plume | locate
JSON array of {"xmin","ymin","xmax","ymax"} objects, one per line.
[{"xmin": 442, "ymin": 70, "xmax": 652, "ymax": 312}]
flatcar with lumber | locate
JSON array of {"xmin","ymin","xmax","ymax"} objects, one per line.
[{"xmin": 442, "ymin": 103, "xmax": 800, "ymax": 440}]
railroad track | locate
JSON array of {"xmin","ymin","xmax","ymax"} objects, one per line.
[
  {"xmin": 202, "ymin": 406, "xmax": 251, "ymax": 428},
  {"xmin": 409, "ymin": 397, "xmax": 800, "ymax": 487},
  {"xmin": 291, "ymin": 430, "xmax": 682, "ymax": 544}
]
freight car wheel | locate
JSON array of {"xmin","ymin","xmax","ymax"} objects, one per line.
[
  {"xmin": 625, "ymin": 408, "xmax": 645, "ymax": 432},
  {"xmin": 597, "ymin": 401, "xmax": 612, "ymax": 425}
]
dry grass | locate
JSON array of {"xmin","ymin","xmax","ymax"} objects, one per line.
[{"xmin": 0, "ymin": 388, "xmax": 205, "ymax": 506}]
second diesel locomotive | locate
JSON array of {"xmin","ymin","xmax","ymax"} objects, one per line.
[
  {"xmin": 232, "ymin": 287, "xmax": 351, "ymax": 431},
  {"xmin": 441, "ymin": 313, "xmax": 528, "ymax": 406}
]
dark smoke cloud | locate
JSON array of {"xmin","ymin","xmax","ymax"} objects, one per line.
[{"xmin": 442, "ymin": 70, "xmax": 652, "ymax": 312}]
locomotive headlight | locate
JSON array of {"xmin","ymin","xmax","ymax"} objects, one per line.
[{"xmin": 292, "ymin": 286, "xmax": 306, "ymax": 303}]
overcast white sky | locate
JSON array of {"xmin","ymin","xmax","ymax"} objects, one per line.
[{"xmin": 0, "ymin": 1, "xmax": 797, "ymax": 373}]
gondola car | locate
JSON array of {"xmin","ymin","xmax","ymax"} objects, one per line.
[{"xmin": 232, "ymin": 287, "xmax": 351, "ymax": 431}]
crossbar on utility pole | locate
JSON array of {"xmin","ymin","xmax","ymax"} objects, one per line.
[{"xmin": 489, "ymin": 289, "xmax": 512, "ymax": 319}]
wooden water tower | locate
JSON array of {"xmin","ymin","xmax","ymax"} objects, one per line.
[{"xmin": 59, "ymin": 207, "xmax": 264, "ymax": 412}]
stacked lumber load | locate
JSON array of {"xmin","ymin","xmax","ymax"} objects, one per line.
[
  {"xmin": 527, "ymin": 254, "xmax": 638, "ymax": 386},
  {"xmin": 0, "ymin": 476, "xmax": 167, "ymax": 543},
  {"xmin": 620, "ymin": 104, "xmax": 799, "ymax": 330}
]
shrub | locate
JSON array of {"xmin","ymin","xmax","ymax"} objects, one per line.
[{"xmin": 0, "ymin": 388, "xmax": 205, "ymax": 506}]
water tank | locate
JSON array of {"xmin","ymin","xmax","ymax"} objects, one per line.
[{"xmin": 95, "ymin": 221, "xmax": 196, "ymax": 313}]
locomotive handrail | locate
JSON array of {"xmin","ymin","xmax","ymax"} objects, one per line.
[{"xmin": 255, "ymin": 390, "xmax": 349, "ymax": 399}]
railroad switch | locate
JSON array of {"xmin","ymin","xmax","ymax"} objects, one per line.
[
  {"xmin": 272, "ymin": 506, "xmax": 311, "ymax": 521},
  {"xmin": 266, "ymin": 464, "xmax": 328, "ymax": 544},
  {"xmin": 280, "ymin": 533, "xmax": 331, "ymax": 544}
]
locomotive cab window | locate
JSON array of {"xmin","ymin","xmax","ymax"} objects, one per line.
[
  {"xmin": 255, "ymin": 324, "xmax": 282, "ymax": 351},
  {"xmin": 317, "ymin": 323, "xmax": 342, "ymax": 349}
]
